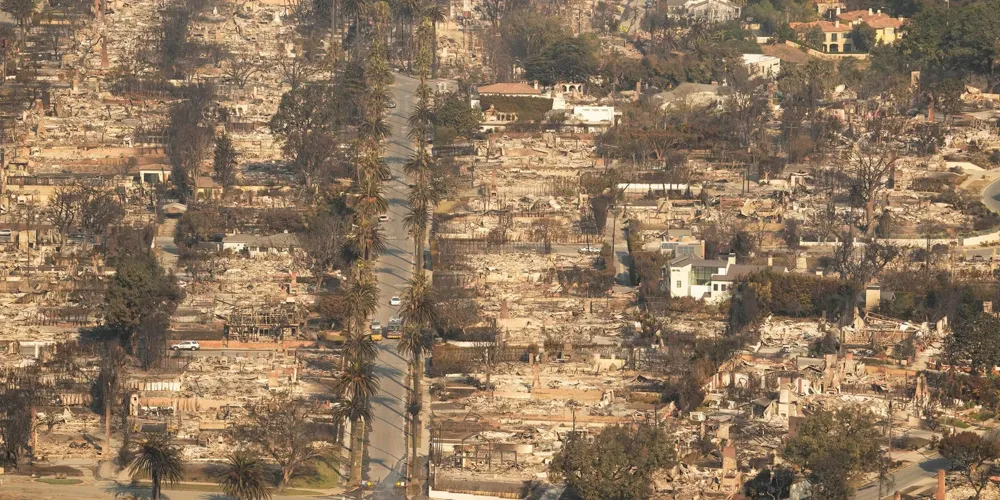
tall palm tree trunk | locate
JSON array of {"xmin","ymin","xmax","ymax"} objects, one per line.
[
  {"xmin": 414, "ymin": 233, "xmax": 424, "ymax": 276},
  {"xmin": 410, "ymin": 411, "xmax": 419, "ymax": 481},
  {"xmin": 349, "ymin": 416, "xmax": 365, "ymax": 484},
  {"xmin": 431, "ymin": 21, "xmax": 438, "ymax": 78},
  {"xmin": 152, "ymin": 470, "xmax": 161, "ymax": 500},
  {"xmin": 105, "ymin": 394, "xmax": 111, "ymax": 456}
]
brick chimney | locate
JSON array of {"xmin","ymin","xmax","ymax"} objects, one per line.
[{"xmin": 722, "ymin": 447, "xmax": 737, "ymax": 475}]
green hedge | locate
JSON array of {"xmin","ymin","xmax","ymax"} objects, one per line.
[
  {"xmin": 479, "ymin": 95, "xmax": 553, "ymax": 122},
  {"xmin": 728, "ymin": 271, "xmax": 846, "ymax": 332}
]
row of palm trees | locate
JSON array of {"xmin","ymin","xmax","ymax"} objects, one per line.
[
  {"xmin": 329, "ymin": 0, "xmax": 443, "ymax": 488},
  {"xmin": 127, "ymin": 433, "xmax": 272, "ymax": 500},
  {"xmin": 333, "ymin": 0, "xmax": 394, "ymax": 488},
  {"xmin": 331, "ymin": 0, "xmax": 446, "ymax": 76},
  {"xmin": 396, "ymin": 15, "xmax": 441, "ymax": 485}
]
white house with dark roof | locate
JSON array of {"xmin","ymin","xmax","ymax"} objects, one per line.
[{"xmin": 667, "ymin": 255, "xmax": 787, "ymax": 302}]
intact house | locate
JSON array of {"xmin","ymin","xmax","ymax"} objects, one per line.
[
  {"xmin": 139, "ymin": 166, "xmax": 172, "ymax": 185},
  {"xmin": 788, "ymin": 20, "xmax": 853, "ymax": 53},
  {"xmin": 558, "ymin": 106, "xmax": 622, "ymax": 133},
  {"xmin": 742, "ymin": 54, "xmax": 781, "ymax": 78},
  {"xmin": 222, "ymin": 233, "xmax": 300, "ymax": 258},
  {"xmin": 836, "ymin": 9, "xmax": 905, "ymax": 45},
  {"xmin": 664, "ymin": 0, "xmax": 741, "ymax": 22},
  {"xmin": 194, "ymin": 176, "xmax": 223, "ymax": 201},
  {"xmin": 666, "ymin": 255, "xmax": 787, "ymax": 302},
  {"xmin": 790, "ymin": 9, "xmax": 906, "ymax": 53},
  {"xmin": 473, "ymin": 82, "xmax": 619, "ymax": 132},
  {"xmin": 473, "ymin": 82, "xmax": 549, "ymax": 132}
]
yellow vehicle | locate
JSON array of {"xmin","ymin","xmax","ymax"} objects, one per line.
[{"xmin": 370, "ymin": 321, "xmax": 384, "ymax": 341}]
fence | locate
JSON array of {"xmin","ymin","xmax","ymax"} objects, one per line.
[
  {"xmin": 432, "ymin": 271, "xmax": 477, "ymax": 291},
  {"xmin": 225, "ymin": 121, "xmax": 259, "ymax": 134},
  {"xmin": 111, "ymin": 79, "xmax": 179, "ymax": 99}
]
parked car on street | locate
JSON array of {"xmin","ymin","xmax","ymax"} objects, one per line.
[{"xmin": 171, "ymin": 341, "xmax": 200, "ymax": 351}]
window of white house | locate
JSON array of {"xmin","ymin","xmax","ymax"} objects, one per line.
[
  {"xmin": 676, "ymin": 281, "xmax": 682, "ymax": 288},
  {"xmin": 692, "ymin": 266, "xmax": 714, "ymax": 285}
]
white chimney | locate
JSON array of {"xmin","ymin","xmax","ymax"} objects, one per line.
[
  {"xmin": 532, "ymin": 80, "xmax": 539, "ymax": 90},
  {"xmin": 836, "ymin": 6, "xmax": 841, "ymax": 15},
  {"xmin": 835, "ymin": 19, "xmax": 840, "ymax": 28},
  {"xmin": 877, "ymin": 8, "xmax": 881, "ymax": 14}
]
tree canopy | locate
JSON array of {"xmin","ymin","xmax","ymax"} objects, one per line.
[
  {"xmin": 783, "ymin": 407, "xmax": 885, "ymax": 499},
  {"xmin": 549, "ymin": 425, "xmax": 675, "ymax": 500},
  {"xmin": 103, "ymin": 253, "xmax": 183, "ymax": 361}
]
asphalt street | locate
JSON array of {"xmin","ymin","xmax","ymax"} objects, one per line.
[
  {"xmin": 853, "ymin": 452, "xmax": 948, "ymax": 500},
  {"xmin": 982, "ymin": 175, "xmax": 1000, "ymax": 213},
  {"xmin": 362, "ymin": 72, "xmax": 420, "ymax": 499}
]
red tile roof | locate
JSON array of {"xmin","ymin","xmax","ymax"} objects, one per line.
[
  {"xmin": 837, "ymin": 10, "xmax": 906, "ymax": 29},
  {"xmin": 477, "ymin": 83, "xmax": 542, "ymax": 95},
  {"xmin": 790, "ymin": 20, "xmax": 852, "ymax": 33}
]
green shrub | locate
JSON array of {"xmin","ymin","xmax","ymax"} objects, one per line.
[{"xmin": 478, "ymin": 96, "xmax": 553, "ymax": 122}]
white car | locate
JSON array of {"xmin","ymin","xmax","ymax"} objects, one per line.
[
  {"xmin": 171, "ymin": 341, "xmax": 200, "ymax": 351},
  {"xmin": 378, "ymin": 215, "xmax": 389, "ymax": 223},
  {"xmin": 578, "ymin": 246, "xmax": 602, "ymax": 255},
  {"xmin": 389, "ymin": 296, "xmax": 401, "ymax": 306}
]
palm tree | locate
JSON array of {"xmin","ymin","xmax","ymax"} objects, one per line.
[
  {"xmin": 393, "ymin": 0, "xmax": 420, "ymax": 69},
  {"xmin": 215, "ymin": 450, "xmax": 272, "ymax": 500},
  {"xmin": 397, "ymin": 274, "xmax": 436, "ymax": 481},
  {"xmin": 354, "ymin": 176, "xmax": 390, "ymax": 217},
  {"xmin": 343, "ymin": 332, "xmax": 379, "ymax": 364},
  {"xmin": 404, "ymin": 393, "xmax": 423, "ymax": 479},
  {"xmin": 419, "ymin": 4, "xmax": 445, "ymax": 78},
  {"xmin": 98, "ymin": 342, "xmax": 129, "ymax": 460},
  {"xmin": 357, "ymin": 114, "xmax": 392, "ymax": 144},
  {"xmin": 349, "ymin": 217, "xmax": 387, "ymax": 263},
  {"xmin": 407, "ymin": 102, "xmax": 434, "ymax": 143},
  {"xmin": 402, "ymin": 201, "xmax": 429, "ymax": 264},
  {"xmin": 127, "ymin": 433, "xmax": 184, "ymax": 500},
  {"xmin": 399, "ymin": 273, "xmax": 438, "ymax": 329},
  {"xmin": 334, "ymin": 358, "xmax": 381, "ymax": 402},
  {"xmin": 397, "ymin": 326, "xmax": 429, "ymax": 387},
  {"xmin": 340, "ymin": 277, "xmax": 379, "ymax": 368},
  {"xmin": 333, "ymin": 396, "xmax": 374, "ymax": 485}
]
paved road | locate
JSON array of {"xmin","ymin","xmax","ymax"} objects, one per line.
[
  {"xmin": 980, "ymin": 175, "xmax": 1000, "ymax": 214},
  {"xmin": 854, "ymin": 452, "xmax": 948, "ymax": 500},
  {"xmin": 363, "ymin": 72, "xmax": 420, "ymax": 498},
  {"xmin": 0, "ymin": 478, "xmax": 323, "ymax": 499}
]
